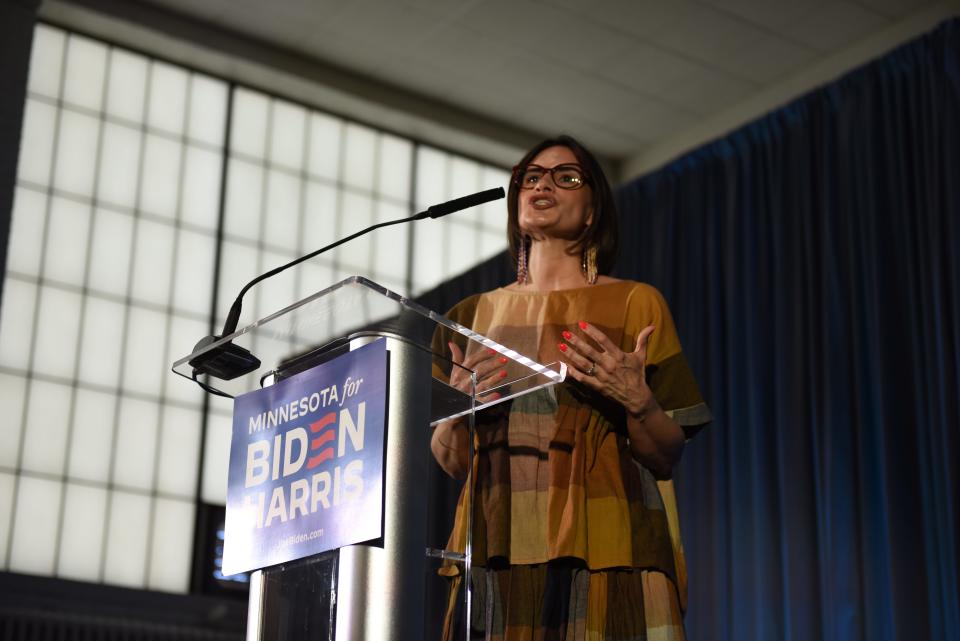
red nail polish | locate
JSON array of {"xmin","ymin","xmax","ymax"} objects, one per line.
[
  {"xmin": 562, "ymin": 330, "xmax": 572, "ymax": 340},
  {"xmin": 499, "ymin": 356, "xmax": 508, "ymax": 364},
  {"xmin": 578, "ymin": 321, "xmax": 588, "ymax": 330},
  {"xmin": 558, "ymin": 342, "xmax": 568, "ymax": 352},
  {"xmin": 488, "ymin": 348, "xmax": 496, "ymax": 354},
  {"xmin": 499, "ymin": 370, "xmax": 507, "ymax": 378}
]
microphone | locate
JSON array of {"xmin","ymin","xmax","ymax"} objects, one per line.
[{"xmin": 188, "ymin": 187, "xmax": 505, "ymax": 381}]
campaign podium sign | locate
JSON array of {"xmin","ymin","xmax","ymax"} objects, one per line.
[{"xmin": 222, "ymin": 339, "xmax": 387, "ymax": 576}]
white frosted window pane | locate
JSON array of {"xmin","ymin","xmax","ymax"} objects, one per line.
[
  {"xmin": 17, "ymin": 99, "xmax": 57, "ymax": 185},
  {"xmin": 44, "ymin": 197, "xmax": 91, "ymax": 286},
  {"xmin": 67, "ymin": 388, "xmax": 116, "ymax": 483},
  {"xmin": 255, "ymin": 249, "xmax": 298, "ymax": 320},
  {"xmin": 9, "ymin": 476, "xmax": 62, "ymax": 575},
  {"xmin": 450, "ymin": 157, "xmax": 480, "ymax": 200},
  {"xmin": 106, "ymin": 49, "xmax": 148, "ymax": 122},
  {"xmin": 307, "ymin": 112, "xmax": 341, "ymax": 180},
  {"xmin": 377, "ymin": 135, "xmax": 412, "ymax": 201},
  {"xmin": 122, "ymin": 307, "xmax": 168, "ymax": 396},
  {"xmin": 165, "ymin": 315, "xmax": 208, "ymax": 406},
  {"xmin": 188, "ymin": 74, "xmax": 227, "ymax": 147},
  {"xmin": 448, "ymin": 221, "xmax": 478, "ymax": 275},
  {"xmin": 113, "ymin": 397, "xmax": 159, "ymax": 490},
  {"xmin": 172, "ymin": 228, "xmax": 216, "ymax": 316},
  {"xmin": 21, "ymin": 379, "xmax": 72, "ymax": 475},
  {"xmin": 149, "ymin": 498, "xmax": 194, "ymax": 593},
  {"xmin": 157, "ymin": 406, "xmax": 201, "ymax": 497},
  {"xmin": 224, "ymin": 158, "xmax": 263, "ymax": 241},
  {"xmin": 342, "ymin": 124, "xmax": 376, "ymax": 191},
  {"xmin": 58, "ymin": 483, "xmax": 107, "ymax": 582},
  {"xmin": 54, "ymin": 110, "xmax": 99, "ymax": 198},
  {"xmin": 62, "ymin": 35, "xmax": 107, "ymax": 111},
  {"xmin": 0, "ymin": 279, "xmax": 37, "ymax": 370},
  {"xmin": 480, "ymin": 228, "xmax": 508, "ymax": 261},
  {"xmin": 33, "ymin": 287, "xmax": 82, "ymax": 379},
  {"xmin": 214, "ymin": 241, "xmax": 259, "ymax": 326},
  {"xmin": 141, "ymin": 134, "xmax": 181, "ymax": 219},
  {"xmin": 0, "ymin": 374, "xmax": 27, "ymax": 468},
  {"xmin": 98, "ymin": 122, "xmax": 141, "ymax": 208},
  {"xmin": 8, "ymin": 187, "xmax": 46, "ymax": 275},
  {"xmin": 374, "ymin": 200, "xmax": 408, "ymax": 280},
  {"xmin": 231, "ymin": 88, "xmax": 268, "ymax": 158},
  {"xmin": 0, "ymin": 473, "xmax": 14, "ymax": 567},
  {"xmin": 302, "ymin": 182, "xmax": 338, "ymax": 248},
  {"xmin": 131, "ymin": 219, "xmax": 175, "ymax": 306},
  {"xmin": 415, "ymin": 147, "xmax": 447, "ymax": 209},
  {"xmin": 88, "ymin": 209, "xmax": 134, "ymax": 296},
  {"xmin": 103, "ymin": 491, "xmax": 150, "ymax": 587},
  {"xmin": 296, "ymin": 260, "xmax": 335, "ymax": 301},
  {"xmin": 479, "ymin": 167, "xmax": 510, "ymax": 230},
  {"xmin": 28, "ymin": 25, "xmax": 65, "ymax": 98},
  {"xmin": 148, "ymin": 63, "xmax": 187, "ymax": 134},
  {"xmin": 270, "ymin": 100, "xmax": 306, "ymax": 169},
  {"xmin": 412, "ymin": 220, "xmax": 445, "ymax": 293},
  {"xmin": 263, "ymin": 169, "xmax": 301, "ymax": 250},
  {"xmin": 78, "ymin": 295, "xmax": 125, "ymax": 387},
  {"xmin": 336, "ymin": 192, "xmax": 373, "ymax": 273},
  {"xmin": 181, "ymin": 146, "xmax": 221, "ymax": 230},
  {"xmin": 201, "ymin": 412, "xmax": 232, "ymax": 504}
]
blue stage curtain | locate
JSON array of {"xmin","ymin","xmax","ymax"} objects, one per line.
[{"xmin": 613, "ymin": 18, "xmax": 960, "ymax": 641}]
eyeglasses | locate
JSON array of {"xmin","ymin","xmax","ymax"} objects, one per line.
[{"xmin": 512, "ymin": 163, "xmax": 588, "ymax": 190}]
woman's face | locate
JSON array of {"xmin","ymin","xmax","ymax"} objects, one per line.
[{"xmin": 517, "ymin": 145, "xmax": 593, "ymax": 241}]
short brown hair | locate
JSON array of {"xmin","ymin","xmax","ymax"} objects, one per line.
[{"xmin": 507, "ymin": 135, "xmax": 619, "ymax": 275}]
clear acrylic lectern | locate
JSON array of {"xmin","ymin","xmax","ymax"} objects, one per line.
[{"xmin": 171, "ymin": 276, "xmax": 566, "ymax": 641}]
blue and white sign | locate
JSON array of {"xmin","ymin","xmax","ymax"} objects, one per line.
[{"xmin": 222, "ymin": 339, "xmax": 387, "ymax": 576}]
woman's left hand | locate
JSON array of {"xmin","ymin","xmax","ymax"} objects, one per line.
[{"xmin": 559, "ymin": 321, "xmax": 658, "ymax": 417}]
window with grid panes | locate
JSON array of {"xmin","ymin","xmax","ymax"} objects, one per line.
[{"xmin": 0, "ymin": 22, "xmax": 510, "ymax": 594}]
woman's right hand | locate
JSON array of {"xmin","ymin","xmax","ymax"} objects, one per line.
[
  {"xmin": 447, "ymin": 341, "xmax": 508, "ymax": 399},
  {"xmin": 431, "ymin": 342, "xmax": 508, "ymax": 479}
]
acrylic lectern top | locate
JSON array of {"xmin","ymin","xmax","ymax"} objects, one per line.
[{"xmin": 172, "ymin": 276, "xmax": 566, "ymax": 424}]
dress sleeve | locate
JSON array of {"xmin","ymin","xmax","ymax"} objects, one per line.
[{"xmin": 625, "ymin": 284, "xmax": 712, "ymax": 436}]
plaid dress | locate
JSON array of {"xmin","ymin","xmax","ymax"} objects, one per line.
[{"xmin": 433, "ymin": 281, "xmax": 711, "ymax": 641}]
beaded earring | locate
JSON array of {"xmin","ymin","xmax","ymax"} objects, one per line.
[
  {"xmin": 517, "ymin": 234, "xmax": 530, "ymax": 284},
  {"xmin": 582, "ymin": 245, "xmax": 598, "ymax": 285}
]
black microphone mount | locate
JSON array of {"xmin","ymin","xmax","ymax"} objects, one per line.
[{"xmin": 188, "ymin": 187, "xmax": 505, "ymax": 382}]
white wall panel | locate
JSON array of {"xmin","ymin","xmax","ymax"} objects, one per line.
[
  {"xmin": 156, "ymin": 405, "xmax": 202, "ymax": 498},
  {"xmin": 97, "ymin": 122, "xmax": 142, "ymax": 209},
  {"xmin": 188, "ymin": 75, "xmax": 227, "ymax": 147},
  {"xmin": 57, "ymin": 483, "xmax": 107, "ymax": 582},
  {"xmin": 0, "ymin": 374, "xmax": 27, "ymax": 468},
  {"xmin": 67, "ymin": 388, "xmax": 116, "ymax": 484},
  {"xmin": 44, "ymin": 197, "xmax": 90, "ymax": 286},
  {"xmin": 9, "ymin": 476, "xmax": 62, "ymax": 575},
  {"xmin": 147, "ymin": 63, "xmax": 188, "ymax": 135},
  {"xmin": 106, "ymin": 49, "xmax": 148, "ymax": 122},
  {"xmin": 0, "ymin": 280, "xmax": 37, "ymax": 370},
  {"xmin": 32, "ymin": 287, "xmax": 82, "ymax": 379},
  {"xmin": 16, "ymin": 99, "xmax": 57, "ymax": 185},
  {"xmin": 77, "ymin": 296, "xmax": 126, "ymax": 388},
  {"xmin": 20, "ymin": 379, "xmax": 72, "ymax": 476},
  {"xmin": 27, "ymin": 25, "xmax": 65, "ymax": 99},
  {"xmin": 113, "ymin": 397, "xmax": 160, "ymax": 491},
  {"xmin": 87, "ymin": 209, "xmax": 134, "ymax": 297},
  {"xmin": 7, "ymin": 188, "xmax": 46, "ymax": 275},
  {"xmin": 53, "ymin": 110, "xmax": 99, "ymax": 198},
  {"xmin": 148, "ymin": 497, "xmax": 195, "ymax": 593},
  {"xmin": 62, "ymin": 36, "xmax": 107, "ymax": 112},
  {"xmin": 103, "ymin": 491, "xmax": 150, "ymax": 587}
]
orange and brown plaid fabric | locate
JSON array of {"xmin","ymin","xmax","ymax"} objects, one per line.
[{"xmin": 433, "ymin": 281, "xmax": 711, "ymax": 640}]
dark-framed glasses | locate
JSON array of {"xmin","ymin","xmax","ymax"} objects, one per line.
[{"xmin": 512, "ymin": 163, "xmax": 588, "ymax": 190}]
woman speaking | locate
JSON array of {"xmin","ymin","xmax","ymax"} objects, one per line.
[{"xmin": 431, "ymin": 135, "xmax": 711, "ymax": 640}]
